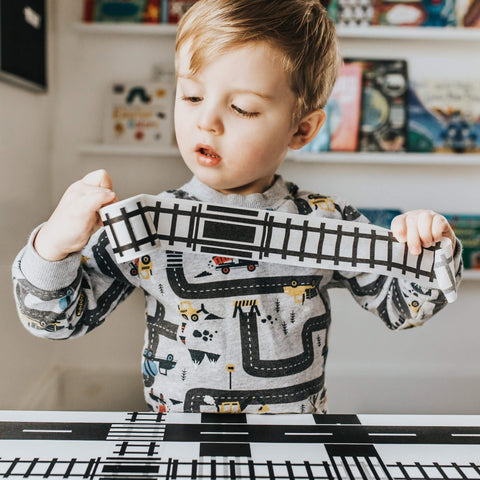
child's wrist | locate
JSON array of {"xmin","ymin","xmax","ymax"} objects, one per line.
[{"xmin": 33, "ymin": 225, "xmax": 70, "ymax": 262}]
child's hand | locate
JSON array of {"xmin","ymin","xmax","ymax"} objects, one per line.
[
  {"xmin": 34, "ymin": 169, "xmax": 118, "ymax": 262},
  {"xmin": 391, "ymin": 210, "xmax": 455, "ymax": 256}
]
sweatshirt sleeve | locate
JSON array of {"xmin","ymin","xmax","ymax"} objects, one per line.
[
  {"xmin": 12, "ymin": 226, "xmax": 135, "ymax": 340},
  {"xmin": 331, "ymin": 202, "xmax": 463, "ymax": 330}
]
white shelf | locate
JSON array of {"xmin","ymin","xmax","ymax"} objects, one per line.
[
  {"xmin": 288, "ymin": 151, "xmax": 480, "ymax": 165},
  {"xmin": 74, "ymin": 22, "xmax": 480, "ymax": 41},
  {"xmin": 74, "ymin": 22, "xmax": 178, "ymax": 36},
  {"xmin": 463, "ymin": 270, "xmax": 480, "ymax": 281},
  {"xmin": 79, "ymin": 144, "xmax": 480, "ymax": 165},
  {"xmin": 78, "ymin": 144, "xmax": 180, "ymax": 157},
  {"xmin": 335, "ymin": 25, "xmax": 480, "ymax": 41}
]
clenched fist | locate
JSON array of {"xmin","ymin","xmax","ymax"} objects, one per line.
[{"xmin": 34, "ymin": 169, "xmax": 118, "ymax": 261}]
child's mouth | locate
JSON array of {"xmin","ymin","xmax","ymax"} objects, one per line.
[
  {"xmin": 196, "ymin": 145, "xmax": 222, "ymax": 166},
  {"xmin": 200, "ymin": 149, "xmax": 219, "ymax": 158}
]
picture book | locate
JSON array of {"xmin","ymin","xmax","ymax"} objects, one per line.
[
  {"xmin": 143, "ymin": 0, "xmax": 160, "ymax": 22},
  {"xmin": 345, "ymin": 58, "xmax": 409, "ymax": 153},
  {"xmin": 94, "ymin": 0, "xmax": 148, "ymax": 22},
  {"xmin": 166, "ymin": 0, "xmax": 199, "ymax": 23},
  {"xmin": 320, "ymin": 0, "xmax": 340, "ymax": 22},
  {"xmin": 299, "ymin": 99, "xmax": 334, "ymax": 152},
  {"xmin": 82, "ymin": 0, "xmax": 96, "ymax": 22},
  {"xmin": 457, "ymin": 0, "xmax": 480, "ymax": 25},
  {"xmin": 444, "ymin": 214, "xmax": 480, "ymax": 270},
  {"xmin": 358, "ymin": 208, "xmax": 403, "ymax": 229},
  {"xmin": 337, "ymin": 0, "xmax": 374, "ymax": 26},
  {"xmin": 373, "ymin": 0, "xmax": 457, "ymax": 26},
  {"xmin": 408, "ymin": 80, "xmax": 480, "ymax": 153},
  {"xmin": 103, "ymin": 81, "xmax": 175, "ymax": 146},
  {"xmin": 329, "ymin": 62, "xmax": 363, "ymax": 152}
]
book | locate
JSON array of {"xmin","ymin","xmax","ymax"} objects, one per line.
[
  {"xmin": 346, "ymin": 58, "xmax": 409, "ymax": 152},
  {"xmin": 300, "ymin": 62, "xmax": 362, "ymax": 153},
  {"xmin": 103, "ymin": 80, "xmax": 175, "ymax": 146},
  {"xmin": 329, "ymin": 62, "xmax": 363, "ymax": 152},
  {"xmin": 94, "ymin": 0, "xmax": 148, "ymax": 22},
  {"xmin": 373, "ymin": 0, "xmax": 457, "ymax": 26},
  {"xmin": 408, "ymin": 80, "xmax": 480, "ymax": 153},
  {"xmin": 457, "ymin": 0, "xmax": 480, "ymax": 26},
  {"xmin": 336, "ymin": 0, "xmax": 374, "ymax": 26},
  {"xmin": 444, "ymin": 214, "xmax": 480, "ymax": 270},
  {"xmin": 358, "ymin": 208, "xmax": 403, "ymax": 228},
  {"xmin": 167, "ymin": 0, "xmax": 199, "ymax": 23},
  {"xmin": 143, "ymin": 0, "xmax": 160, "ymax": 22},
  {"xmin": 299, "ymin": 99, "xmax": 335, "ymax": 152},
  {"xmin": 83, "ymin": 0, "xmax": 96, "ymax": 22},
  {"xmin": 320, "ymin": 0, "xmax": 339, "ymax": 23}
]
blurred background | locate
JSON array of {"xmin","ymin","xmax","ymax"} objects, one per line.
[{"xmin": 0, "ymin": 0, "xmax": 479, "ymax": 413}]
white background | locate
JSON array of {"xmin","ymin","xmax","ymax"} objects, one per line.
[{"xmin": 0, "ymin": 0, "xmax": 479, "ymax": 413}]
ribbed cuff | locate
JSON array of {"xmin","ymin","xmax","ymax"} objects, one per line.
[{"xmin": 20, "ymin": 225, "xmax": 82, "ymax": 291}]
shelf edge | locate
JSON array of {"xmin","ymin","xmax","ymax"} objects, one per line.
[
  {"xmin": 74, "ymin": 22, "xmax": 480, "ymax": 41},
  {"xmin": 462, "ymin": 270, "xmax": 480, "ymax": 281},
  {"xmin": 287, "ymin": 152, "xmax": 480, "ymax": 165},
  {"xmin": 78, "ymin": 144, "xmax": 180, "ymax": 157},
  {"xmin": 74, "ymin": 22, "xmax": 178, "ymax": 36},
  {"xmin": 78, "ymin": 145, "xmax": 480, "ymax": 165}
]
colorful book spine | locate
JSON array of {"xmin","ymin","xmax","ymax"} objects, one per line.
[
  {"xmin": 457, "ymin": 0, "xmax": 480, "ymax": 25},
  {"xmin": 329, "ymin": 62, "xmax": 363, "ymax": 152},
  {"xmin": 373, "ymin": 0, "xmax": 457, "ymax": 26},
  {"xmin": 167, "ymin": 0, "xmax": 199, "ymax": 24},
  {"xmin": 143, "ymin": 0, "xmax": 160, "ymax": 22},
  {"xmin": 93, "ymin": 0, "xmax": 148, "ymax": 22},
  {"xmin": 83, "ymin": 0, "xmax": 96, "ymax": 22}
]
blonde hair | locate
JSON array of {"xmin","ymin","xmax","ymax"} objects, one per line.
[{"xmin": 175, "ymin": 0, "xmax": 341, "ymax": 124}]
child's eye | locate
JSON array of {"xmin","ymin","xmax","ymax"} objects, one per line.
[
  {"xmin": 181, "ymin": 95, "xmax": 202, "ymax": 103},
  {"xmin": 232, "ymin": 104, "xmax": 259, "ymax": 118}
]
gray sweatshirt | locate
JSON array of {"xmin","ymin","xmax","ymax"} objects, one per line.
[{"xmin": 12, "ymin": 175, "xmax": 462, "ymax": 414}]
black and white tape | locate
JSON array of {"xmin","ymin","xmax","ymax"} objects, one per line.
[{"xmin": 100, "ymin": 194, "xmax": 457, "ymax": 302}]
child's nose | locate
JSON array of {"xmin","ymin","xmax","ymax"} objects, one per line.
[{"xmin": 197, "ymin": 106, "xmax": 224, "ymax": 135}]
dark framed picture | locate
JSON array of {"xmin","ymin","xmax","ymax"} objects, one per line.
[{"xmin": 0, "ymin": 0, "xmax": 47, "ymax": 92}]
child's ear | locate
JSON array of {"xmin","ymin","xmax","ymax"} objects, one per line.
[{"xmin": 289, "ymin": 109, "xmax": 327, "ymax": 150}]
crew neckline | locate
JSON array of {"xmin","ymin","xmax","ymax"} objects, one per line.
[{"xmin": 180, "ymin": 175, "xmax": 291, "ymax": 209}]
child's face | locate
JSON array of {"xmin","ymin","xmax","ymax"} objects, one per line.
[{"xmin": 175, "ymin": 42, "xmax": 300, "ymax": 195}]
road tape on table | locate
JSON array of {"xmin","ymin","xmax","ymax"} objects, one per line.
[{"xmin": 100, "ymin": 194, "xmax": 457, "ymax": 302}]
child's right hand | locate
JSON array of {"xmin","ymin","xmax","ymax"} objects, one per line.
[{"xmin": 34, "ymin": 169, "xmax": 118, "ymax": 262}]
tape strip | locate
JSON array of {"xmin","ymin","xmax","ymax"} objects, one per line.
[{"xmin": 100, "ymin": 194, "xmax": 457, "ymax": 302}]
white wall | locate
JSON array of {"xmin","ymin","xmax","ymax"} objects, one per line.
[
  {"xmin": 2, "ymin": 0, "xmax": 479, "ymax": 413},
  {"xmin": 280, "ymin": 38, "xmax": 480, "ymax": 413},
  {"xmin": 0, "ymin": 1, "xmax": 54, "ymax": 407}
]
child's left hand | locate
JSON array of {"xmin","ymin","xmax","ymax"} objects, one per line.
[{"xmin": 391, "ymin": 210, "xmax": 455, "ymax": 256}]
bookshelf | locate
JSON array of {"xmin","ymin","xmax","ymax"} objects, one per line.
[
  {"xmin": 74, "ymin": 22, "xmax": 480, "ymax": 41},
  {"xmin": 463, "ymin": 270, "xmax": 480, "ymax": 281},
  {"xmin": 74, "ymin": 20, "xmax": 480, "ymax": 284},
  {"xmin": 74, "ymin": 22, "xmax": 178, "ymax": 36},
  {"xmin": 79, "ymin": 144, "xmax": 480, "ymax": 166},
  {"xmin": 78, "ymin": 144, "xmax": 180, "ymax": 158},
  {"xmin": 335, "ymin": 25, "xmax": 480, "ymax": 40},
  {"xmin": 287, "ymin": 152, "xmax": 480, "ymax": 166},
  {"xmin": 75, "ymin": 21, "xmax": 480, "ymax": 167}
]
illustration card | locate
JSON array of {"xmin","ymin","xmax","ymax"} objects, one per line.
[{"xmin": 103, "ymin": 80, "xmax": 175, "ymax": 146}]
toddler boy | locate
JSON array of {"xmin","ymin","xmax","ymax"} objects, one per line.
[{"xmin": 12, "ymin": 0, "xmax": 462, "ymax": 413}]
